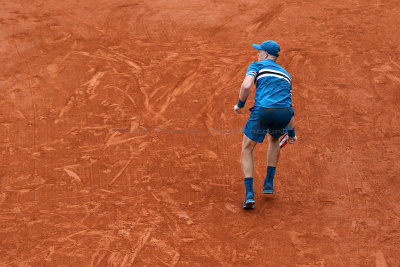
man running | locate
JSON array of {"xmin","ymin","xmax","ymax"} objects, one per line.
[{"xmin": 233, "ymin": 40, "xmax": 297, "ymax": 209}]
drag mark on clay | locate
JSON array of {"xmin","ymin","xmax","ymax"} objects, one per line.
[
  {"xmin": 57, "ymin": 96, "xmax": 75, "ymax": 118},
  {"xmin": 109, "ymin": 145, "xmax": 134, "ymax": 185},
  {"xmin": 149, "ymin": 238, "xmax": 180, "ymax": 266},
  {"xmin": 84, "ymin": 71, "xmax": 106, "ymax": 95},
  {"xmin": 103, "ymin": 49, "xmax": 143, "ymax": 71},
  {"xmin": 89, "ymin": 237, "xmax": 113, "ymax": 266},
  {"xmin": 104, "ymin": 131, "xmax": 147, "ymax": 147},
  {"xmin": 73, "ymin": 51, "xmax": 119, "ymax": 63},
  {"xmin": 150, "ymin": 61, "xmax": 200, "ymax": 121},
  {"xmin": 375, "ymin": 250, "xmax": 388, "ymax": 267},
  {"xmin": 173, "ymin": 211, "xmax": 193, "ymax": 225},
  {"xmin": 79, "ymin": 203, "xmax": 102, "ymax": 225},
  {"xmin": 128, "ymin": 228, "xmax": 152, "ymax": 264},
  {"xmin": 63, "ymin": 167, "xmax": 82, "ymax": 183},
  {"xmin": 104, "ymin": 84, "xmax": 137, "ymax": 108}
]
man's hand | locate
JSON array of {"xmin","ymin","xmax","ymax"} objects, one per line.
[
  {"xmin": 233, "ymin": 105, "xmax": 242, "ymax": 114},
  {"xmin": 288, "ymin": 136, "xmax": 297, "ymax": 144}
]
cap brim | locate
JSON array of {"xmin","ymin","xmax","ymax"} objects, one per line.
[{"xmin": 252, "ymin": 44, "xmax": 262, "ymax": 50}]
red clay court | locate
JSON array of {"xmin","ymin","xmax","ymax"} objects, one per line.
[{"xmin": 1, "ymin": 0, "xmax": 400, "ymax": 265}]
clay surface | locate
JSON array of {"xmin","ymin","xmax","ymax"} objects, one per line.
[{"xmin": 1, "ymin": 0, "xmax": 400, "ymax": 265}]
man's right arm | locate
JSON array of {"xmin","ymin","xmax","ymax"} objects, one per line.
[
  {"xmin": 239, "ymin": 75, "xmax": 254, "ymax": 101},
  {"xmin": 233, "ymin": 75, "xmax": 255, "ymax": 114},
  {"xmin": 234, "ymin": 63, "xmax": 257, "ymax": 114}
]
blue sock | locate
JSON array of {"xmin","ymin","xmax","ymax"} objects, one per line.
[
  {"xmin": 265, "ymin": 166, "xmax": 276, "ymax": 185},
  {"xmin": 244, "ymin": 177, "xmax": 254, "ymax": 194}
]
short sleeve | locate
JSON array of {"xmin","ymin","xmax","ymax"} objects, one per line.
[{"xmin": 245, "ymin": 62, "xmax": 258, "ymax": 77}]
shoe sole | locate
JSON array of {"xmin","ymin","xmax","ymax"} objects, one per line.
[
  {"xmin": 243, "ymin": 199, "xmax": 255, "ymax": 209},
  {"xmin": 263, "ymin": 189, "xmax": 274, "ymax": 194}
]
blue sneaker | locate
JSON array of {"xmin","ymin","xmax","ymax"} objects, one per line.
[
  {"xmin": 263, "ymin": 182, "xmax": 274, "ymax": 194},
  {"xmin": 243, "ymin": 191, "xmax": 255, "ymax": 209}
]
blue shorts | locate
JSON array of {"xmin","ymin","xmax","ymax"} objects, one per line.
[{"xmin": 242, "ymin": 106, "xmax": 294, "ymax": 143}]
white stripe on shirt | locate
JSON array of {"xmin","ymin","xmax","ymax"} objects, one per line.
[
  {"xmin": 258, "ymin": 68, "xmax": 292, "ymax": 83},
  {"xmin": 256, "ymin": 74, "xmax": 291, "ymax": 85}
]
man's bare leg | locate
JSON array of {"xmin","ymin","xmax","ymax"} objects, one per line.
[
  {"xmin": 241, "ymin": 135, "xmax": 257, "ymax": 177},
  {"xmin": 267, "ymin": 133, "xmax": 280, "ymax": 167}
]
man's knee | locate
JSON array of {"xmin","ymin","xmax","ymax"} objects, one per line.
[
  {"xmin": 242, "ymin": 145, "xmax": 253, "ymax": 154},
  {"xmin": 242, "ymin": 135, "xmax": 257, "ymax": 152}
]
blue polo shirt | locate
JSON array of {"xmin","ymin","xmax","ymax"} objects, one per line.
[{"xmin": 246, "ymin": 59, "xmax": 292, "ymax": 108}]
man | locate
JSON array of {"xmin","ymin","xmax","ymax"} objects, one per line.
[{"xmin": 233, "ymin": 40, "xmax": 297, "ymax": 209}]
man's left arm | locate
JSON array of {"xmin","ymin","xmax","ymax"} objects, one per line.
[{"xmin": 234, "ymin": 75, "xmax": 255, "ymax": 114}]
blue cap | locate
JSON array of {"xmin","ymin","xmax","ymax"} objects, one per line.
[{"xmin": 252, "ymin": 40, "xmax": 280, "ymax": 57}]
